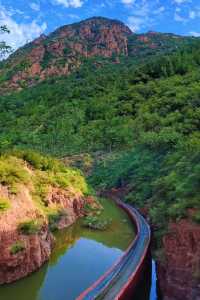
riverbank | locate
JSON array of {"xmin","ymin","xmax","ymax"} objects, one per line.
[
  {"xmin": 0, "ymin": 198, "xmax": 135, "ymax": 300},
  {"xmin": 0, "ymin": 152, "xmax": 92, "ymax": 284}
]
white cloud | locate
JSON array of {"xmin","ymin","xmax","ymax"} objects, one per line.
[
  {"xmin": 189, "ymin": 31, "xmax": 200, "ymax": 37},
  {"xmin": 189, "ymin": 9, "xmax": 200, "ymax": 19},
  {"xmin": 174, "ymin": 11, "xmax": 186, "ymax": 22},
  {"xmin": 173, "ymin": 0, "xmax": 190, "ymax": 4},
  {"xmin": 67, "ymin": 13, "xmax": 80, "ymax": 19},
  {"xmin": 53, "ymin": 0, "xmax": 83, "ymax": 8},
  {"xmin": 126, "ymin": 1, "xmax": 157, "ymax": 32},
  {"xmin": 189, "ymin": 10, "xmax": 195, "ymax": 19},
  {"xmin": 128, "ymin": 16, "xmax": 144, "ymax": 31},
  {"xmin": 154, "ymin": 6, "xmax": 165, "ymax": 15},
  {"xmin": 0, "ymin": 6, "xmax": 47, "ymax": 52},
  {"xmin": 121, "ymin": 0, "xmax": 136, "ymax": 5},
  {"xmin": 30, "ymin": 3, "xmax": 40, "ymax": 12}
]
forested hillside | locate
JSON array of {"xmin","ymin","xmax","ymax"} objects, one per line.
[
  {"xmin": 0, "ymin": 38, "xmax": 200, "ymax": 234},
  {"xmin": 89, "ymin": 43, "xmax": 200, "ymax": 231},
  {"xmin": 0, "ymin": 16, "xmax": 199, "ymax": 232}
]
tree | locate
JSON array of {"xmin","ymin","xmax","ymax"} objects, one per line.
[{"xmin": 0, "ymin": 25, "xmax": 11, "ymax": 59}]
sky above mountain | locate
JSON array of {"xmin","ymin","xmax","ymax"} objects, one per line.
[{"xmin": 0, "ymin": 0, "xmax": 200, "ymax": 52}]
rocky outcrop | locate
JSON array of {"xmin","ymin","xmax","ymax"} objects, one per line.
[
  {"xmin": 0, "ymin": 226, "xmax": 53, "ymax": 284},
  {"xmin": 46, "ymin": 187, "xmax": 86, "ymax": 229},
  {"xmin": 0, "ymin": 17, "xmax": 194, "ymax": 93},
  {"xmin": 0, "ymin": 17, "xmax": 132, "ymax": 91},
  {"xmin": 0, "ymin": 183, "xmax": 90, "ymax": 284},
  {"xmin": 157, "ymin": 219, "xmax": 200, "ymax": 300}
]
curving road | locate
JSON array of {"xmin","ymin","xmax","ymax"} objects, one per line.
[{"xmin": 77, "ymin": 200, "xmax": 151, "ymax": 300}]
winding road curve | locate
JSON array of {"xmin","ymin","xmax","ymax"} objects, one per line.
[{"xmin": 77, "ymin": 200, "xmax": 151, "ymax": 300}]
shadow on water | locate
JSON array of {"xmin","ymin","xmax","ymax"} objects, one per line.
[{"xmin": 132, "ymin": 258, "xmax": 162, "ymax": 300}]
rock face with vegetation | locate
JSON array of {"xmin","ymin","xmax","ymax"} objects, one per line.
[
  {"xmin": 0, "ymin": 17, "xmax": 193, "ymax": 93},
  {"xmin": 0, "ymin": 151, "xmax": 91, "ymax": 284},
  {"xmin": 158, "ymin": 220, "xmax": 200, "ymax": 300}
]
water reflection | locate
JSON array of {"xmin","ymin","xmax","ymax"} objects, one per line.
[{"xmin": 0, "ymin": 199, "xmax": 134, "ymax": 300}]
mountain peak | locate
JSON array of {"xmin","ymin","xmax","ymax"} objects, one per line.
[
  {"xmin": 0, "ymin": 17, "xmax": 194, "ymax": 93},
  {"xmin": 78, "ymin": 16, "xmax": 132, "ymax": 30},
  {"xmin": 52, "ymin": 16, "xmax": 132, "ymax": 39}
]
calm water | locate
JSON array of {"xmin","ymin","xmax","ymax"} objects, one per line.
[{"xmin": 0, "ymin": 199, "xmax": 135, "ymax": 300}]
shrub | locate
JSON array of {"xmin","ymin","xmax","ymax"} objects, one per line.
[
  {"xmin": 168, "ymin": 202, "xmax": 187, "ymax": 221},
  {"xmin": 149, "ymin": 201, "xmax": 169, "ymax": 228},
  {"xmin": 18, "ymin": 220, "xmax": 42, "ymax": 235},
  {"xmin": 0, "ymin": 197, "xmax": 10, "ymax": 212},
  {"xmin": 0, "ymin": 156, "xmax": 30, "ymax": 189},
  {"xmin": 48, "ymin": 210, "xmax": 67, "ymax": 231},
  {"xmin": 10, "ymin": 241, "xmax": 25, "ymax": 255},
  {"xmin": 9, "ymin": 149, "xmax": 62, "ymax": 171},
  {"xmin": 53, "ymin": 169, "xmax": 88, "ymax": 194},
  {"xmin": 82, "ymin": 215, "xmax": 112, "ymax": 230},
  {"xmin": 192, "ymin": 211, "xmax": 200, "ymax": 224},
  {"xmin": 83, "ymin": 202, "xmax": 102, "ymax": 216}
]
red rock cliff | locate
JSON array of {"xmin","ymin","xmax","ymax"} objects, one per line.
[
  {"xmin": 0, "ymin": 179, "xmax": 90, "ymax": 284},
  {"xmin": 1, "ymin": 17, "xmax": 132, "ymax": 91},
  {"xmin": 157, "ymin": 219, "xmax": 200, "ymax": 300}
]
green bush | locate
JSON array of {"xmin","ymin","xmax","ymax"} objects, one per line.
[
  {"xmin": 192, "ymin": 211, "xmax": 200, "ymax": 224},
  {"xmin": 18, "ymin": 220, "xmax": 42, "ymax": 235},
  {"xmin": 0, "ymin": 197, "xmax": 10, "ymax": 212},
  {"xmin": 48, "ymin": 210, "xmax": 67, "ymax": 231},
  {"xmin": 167, "ymin": 202, "xmax": 187, "ymax": 221},
  {"xmin": 82, "ymin": 215, "xmax": 112, "ymax": 230},
  {"xmin": 0, "ymin": 156, "xmax": 30, "ymax": 189},
  {"xmin": 10, "ymin": 241, "xmax": 25, "ymax": 255},
  {"xmin": 9, "ymin": 149, "xmax": 62, "ymax": 171},
  {"xmin": 83, "ymin": 202, "xmax": 102, "ymax": 216}
]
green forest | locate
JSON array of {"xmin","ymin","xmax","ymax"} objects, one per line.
[{"xmin": 0, "ymin": 37, "xmax": 200, "ymax": 237}]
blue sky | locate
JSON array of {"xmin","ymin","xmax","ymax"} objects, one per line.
[{"xmin": 0, "ymin": 0, "xmax": 200, "ymax": 51}]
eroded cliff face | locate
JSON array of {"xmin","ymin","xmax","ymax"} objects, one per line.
[
  {"xmin": 1, "ymin": 17, "xmax": 192, "ymax": 93},
  {"xmin": 157, "ymin": 219, "xmax": 200, "ymax": 300},
  {"xmin": 0, "ymin": 182, "xmax": 89, "ymax": 284},
  {"xmin": 1, "ymin": 17, "xmax": 132, "ymax": 91}
]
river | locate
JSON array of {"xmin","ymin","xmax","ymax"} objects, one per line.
[
  {"xmin": 0, "ymin": 198, "xmax": 158, "ymax": 300},
  {"xmin": 0, "ymin": 199, "xmax": 158, "ymax": 300}
]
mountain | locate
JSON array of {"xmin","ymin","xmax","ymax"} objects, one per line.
[
  {"xmin": 0, "ymin": 16, "xmax": 200, "ymax": 300},
  {"xmin": 0, "ymin": 17, "xmax": 195, "ymax": 93}
]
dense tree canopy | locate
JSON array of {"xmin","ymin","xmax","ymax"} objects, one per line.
[{"xmin": 0, "ymin": 40, "xmax": 200, "ymax": 231}]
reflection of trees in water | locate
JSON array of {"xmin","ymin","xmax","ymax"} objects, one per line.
[
  {"xmin": 50, "ymin": 217, "xmax": 134, "ymax": 266},
  {"xmin": 0, "ymin": 200, "xmax": 138, "ymax": 300},
  {"xmin": 50, "ymin": 223, "xmax": 80, "ymax": 266},
  {"xmin": 0, "ymin": 263, "xmax": 48, "ymax": 300},
  {"xmin": 49, "ymin": 199, "xmax": 135, "ymax": 267},
  {"xmin": 81, "ymin": 223, "xmax": 132, "ymax": 251}
]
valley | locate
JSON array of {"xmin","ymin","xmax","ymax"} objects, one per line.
[{"xmin": 0, "ymin": 16, "xmax": 199, "ymax": 300}]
